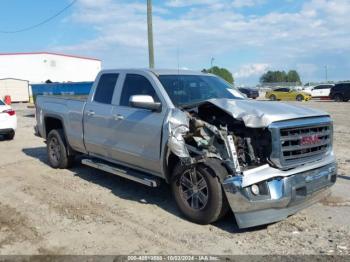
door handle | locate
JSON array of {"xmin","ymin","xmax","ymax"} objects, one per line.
[
  {"xmin": 87, "ymin": 110, "xmax": 95, "ymax": 116},
  {"xmin": 113, "ymin": 114, "xmax": 124, "ymax": 121}
]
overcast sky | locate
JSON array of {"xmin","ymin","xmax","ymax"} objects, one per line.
[{"xmin": 0, "ymin": 0, "xmax": 349, "ymax": 85}]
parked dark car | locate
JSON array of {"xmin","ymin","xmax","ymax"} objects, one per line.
[
  {"xmin": 238, "ymin": 87, "xmax": 259, "ymax": 99},
  {"xmin": 330, "ymin": 83, "xmax": 350, "ymax": 102}
]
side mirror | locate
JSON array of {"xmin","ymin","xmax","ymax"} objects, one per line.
[{"xmin": 129, "ymin": 95, "xmax": 162, "ymax": 112}]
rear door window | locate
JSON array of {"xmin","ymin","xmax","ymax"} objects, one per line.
[{"xmin": 94, "ymin": 73, "xmax": 119, "ymax": 104}]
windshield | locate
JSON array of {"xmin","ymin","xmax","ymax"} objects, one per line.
[
  {"xmin": 0, "ymin": 99, "xmax": 4, "ymax": 106},
  {"xmin": 158, "ymin": 75, "xmax": 244, "ymax": 107}
]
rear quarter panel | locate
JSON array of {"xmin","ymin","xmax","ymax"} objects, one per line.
[{"xmin": 36, "ymin": 96, "xmax": 86, "ymax": 153}]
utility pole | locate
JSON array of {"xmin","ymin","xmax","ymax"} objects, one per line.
[
  {"xmin": 325, "ymin": 65, "xmax": 328, "ymax": 82},
  {"xmin": 147, "ymin": 0, "xmax": 155, "ymax": 68},
  {"xmin": 211, "ymin": 57, "xmax": 215, "ymax": 69}
]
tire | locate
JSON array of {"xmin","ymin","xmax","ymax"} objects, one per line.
[
  {"xmin": 47, "ymin": 129, "xmax": 74, "ymax": 169},
  {"xmin": 269, "ymin": 95, "xmax": 277, "ymax": 101},
  {"xmin": 344, "ymin": 99, "xmax": 349, "ymax": 102},
  {"xmin": 333, "ymin": 94, "xmax": 344, "ymax": 102},
  {"xmin": 171, "ymin": 160, "xmax": 228, "ymax": 224},
  {"xmin": 4, "ymin": 131, "xmax": 15, "ymax": 140},
  {"xmin": 296, "ymin": 95, "xmax": 304, "ymax": 101}
]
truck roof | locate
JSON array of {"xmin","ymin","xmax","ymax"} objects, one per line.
[
  {"xmin": 100, "ymin": 68, "xmax": 207, "ymax": 76},
  {"xmin": 149, "ymin": 69, "xmax": 206, "ymax": 76}
]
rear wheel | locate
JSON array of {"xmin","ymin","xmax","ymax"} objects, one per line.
[
  {"xmin": 333, "ymin": 94, "xmax": 344, "ymax": 102},
  {"xmin": 269, "ymin": 94, "xmax": 277, "ymax": 101},
  {"xmin": 47, "ymin": 129, "xmax": 74, "ymax": 169},
  {"xmin": 171, "ymin": 160, "xmax": 228, "ymax": 224},
  {"xmin": 296, "ymin": 95, "xmax": 304, "ymax": 101}
]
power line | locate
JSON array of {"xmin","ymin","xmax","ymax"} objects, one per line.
[{"xmin": 0, "ymin": 0, "xmax": 77, "ymax": 34}]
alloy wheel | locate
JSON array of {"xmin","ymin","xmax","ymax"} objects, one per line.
[
  {"xmin": 49, "ymin": 137, "xmax": 61, "ymax": 165},
  {"xmin": 179, "ymin": 169, "xmax": 209, "ymax": 210}
]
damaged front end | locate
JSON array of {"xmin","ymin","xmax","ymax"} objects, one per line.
[
  {"xmin": 166, "ymin": 99, "xmax": 337, "ymax": 228},
  {"xmin": 167, "ymin": 101, "xmax": 273, "ymax": 175}
]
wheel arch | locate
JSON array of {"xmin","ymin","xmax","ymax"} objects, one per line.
[
  {"xmin": 332, "ymin": 92, "xmax": 343, "ymax": 100},
  {"xmin": 269, "ymin": 93, "xmax": 278, "ymax": 100},
  {"xmin": 44, "ymin": 115, "xmax": 64, "ymax": 137},
  {"xmin": 44, "ymin": 114, "xmax": 75, "ymax": 156},
  {"xmin": 164, "ymin": 150, "xmax": 229, "ymax": 184}
]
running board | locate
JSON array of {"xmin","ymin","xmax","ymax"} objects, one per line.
[{"xmin": 81, "ymin": 158, "xmax": 159, "ymax": 187}]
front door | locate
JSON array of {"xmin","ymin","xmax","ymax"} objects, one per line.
[{"xmin": 110, "ymin": 73, "xmax": 166, "ymax": 174}]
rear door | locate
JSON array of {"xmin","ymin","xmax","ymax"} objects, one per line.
[
  {"xmin": 109, "ymin": 73, "xmax": 167, "ymax": 173},
  {"xmin": 83, "ymin": 73, "xmax": 120, "ymax": 157}
]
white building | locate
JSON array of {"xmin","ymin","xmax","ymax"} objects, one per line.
[{"xmin": 0, "ymin": 52, "xmax": 102, "ymax": 83}]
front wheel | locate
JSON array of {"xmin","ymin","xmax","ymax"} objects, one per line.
[
  {"xmin": 47, "ymin": 129, "xmax": 74, "ymax": 169},
  {"xmin": 171, "ymin": 161, "xmax": 228, "ymax": 224}
]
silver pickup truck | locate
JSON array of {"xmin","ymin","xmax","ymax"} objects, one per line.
[{"xmin": 35, "ymin": 69, "xmax": 337, "ymax": 228}]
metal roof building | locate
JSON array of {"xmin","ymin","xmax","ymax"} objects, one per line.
[{"xmin": 0, "ymin": 52, "xmax": 102, "ymax": 83}]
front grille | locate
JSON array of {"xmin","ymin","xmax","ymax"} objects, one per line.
[
  {"xmin": 269, "ymin": 117, "xmax": 333, "ymax": 169},
  {"xmin": 280, "ymin": 125, "xmax": 331, "ymax": 163}
]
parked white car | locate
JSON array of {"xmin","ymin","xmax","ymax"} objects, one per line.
[
  {"xmin": 0, "ymin": 99, "xmax": 17, "ymax": 140},
  {"xmin": 303, "ymin": 84, "xmax": 334, "ymax": 98}
]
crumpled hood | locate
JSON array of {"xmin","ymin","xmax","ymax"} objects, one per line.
[{"xmin": 206, "ymin": 98, "xmax": 329, "ymax": 128}]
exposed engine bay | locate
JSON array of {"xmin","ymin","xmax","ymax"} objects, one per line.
[{"xmin": 168, "ymin": 101, "xmax": 272, "ymax": 173}]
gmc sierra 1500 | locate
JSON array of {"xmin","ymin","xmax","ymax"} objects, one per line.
[{"xmin": 35, "ymin": 69, "xmax": 337, "ymax": 228}]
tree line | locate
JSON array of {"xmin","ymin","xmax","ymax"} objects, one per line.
[
  {"xmin": 201, "ymin": 66, "xmax": 302, "ymax": 86},
  {"xmin": 260, "ymin": 70, "xmax": 301, "ymax": 84},
  {"xmin": 202, "ymin": 66, "xmax": 234, "ymax": 84}
]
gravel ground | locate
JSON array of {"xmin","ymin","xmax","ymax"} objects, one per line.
[{"xmin": 0, "ymin": 101, "xmax": 349, "ymax": 255}]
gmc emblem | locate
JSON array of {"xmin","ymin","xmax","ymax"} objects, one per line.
[{"xmin": 300, "ymin": 135, "xmax": 321, "ymax": 146}]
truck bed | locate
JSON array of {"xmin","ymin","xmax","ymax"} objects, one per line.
[{"xmin": 35, "ymin": 95, "xmax": 87, "ymax": 153}]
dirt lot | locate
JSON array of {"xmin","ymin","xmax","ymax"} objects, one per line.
[{"xmin": 0, "ymin": 101, "xmax": 349, "ymax": 255}]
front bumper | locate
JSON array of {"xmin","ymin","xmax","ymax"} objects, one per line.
[{"xmin": 223, "ymin": 161, "xmax": 337, "ymax": 228}]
